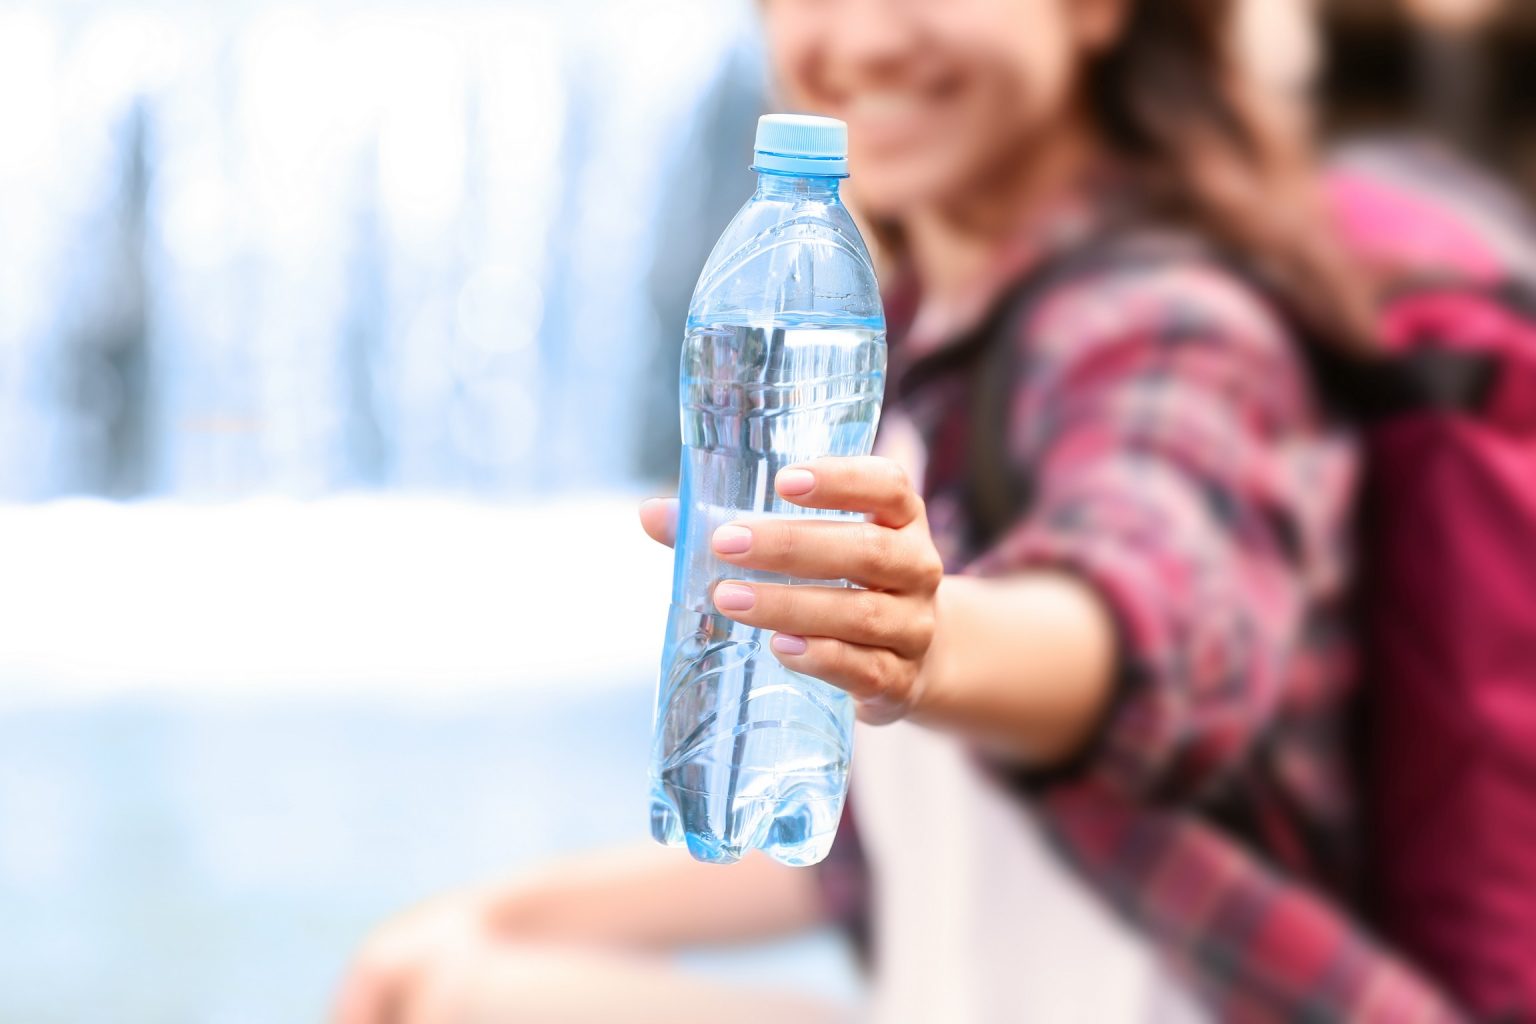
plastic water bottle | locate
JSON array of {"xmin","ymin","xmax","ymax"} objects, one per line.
[{"xmin": 649, "ymin": 115, "xmax": 887, "ymax": 867}]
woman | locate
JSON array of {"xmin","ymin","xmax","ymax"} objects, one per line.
[{"xmin": 336, "ymin": 1, "xmax": 1466, "ymax": 1020}]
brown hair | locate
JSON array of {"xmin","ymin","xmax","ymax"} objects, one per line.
[{"xmin": 1088, "ymin": 0, "xmax": 1379, "ymax": 351}]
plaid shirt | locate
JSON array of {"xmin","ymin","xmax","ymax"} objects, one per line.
[{"xmin": 820, "ymin": 186, "xmax": 1468, "ymax": 1022}]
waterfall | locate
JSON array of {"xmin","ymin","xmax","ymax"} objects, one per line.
[{"xmin": 0, "ymin": 0, "xmax": 765, "ymax": 500}]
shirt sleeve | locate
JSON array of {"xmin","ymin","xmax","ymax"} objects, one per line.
[{"xmin": 968, "ymin": 264, "xmax": 1354, "ymax": 802}]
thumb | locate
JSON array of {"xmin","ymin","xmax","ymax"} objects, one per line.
[{"xmin": 639, "ymin": 498, "xmax": 678, "ymax": 548}]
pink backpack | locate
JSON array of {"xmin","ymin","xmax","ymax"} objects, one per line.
[{"xmin": 1328, "ymin": 148, "xmax": 1536, "ymax": 1021}]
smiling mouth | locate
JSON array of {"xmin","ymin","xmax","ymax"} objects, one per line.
[
  {"xmin": 847, "ymin": 90, "xmax": 927, "ymax": 121},
  {"xmin": 834, "ymin": 78, "xmax": 964, "ymax": 140}
]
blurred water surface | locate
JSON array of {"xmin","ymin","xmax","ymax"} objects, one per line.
[{"xmin": 0, "ymin": 499, "xmax": 861, "ymax": 1021}]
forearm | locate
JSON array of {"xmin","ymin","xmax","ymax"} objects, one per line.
[
  {"xmin": 489, "ymin": 845, "xmax": 829, "ymax": 949},
  {"xmin": 912, "ymin": 572, "xmax": 1119, "ymax": 769}
]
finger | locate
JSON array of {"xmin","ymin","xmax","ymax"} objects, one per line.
[
  {"xmin": 713, "ymin": 581, "xmax": 925, "ymax": 657},
  {"xmin": 711, "ymin": 518, "xmax": 942, "ymax": 592},
  {"xmin": 775, "ymin": 457, "xmax": 922, "ymax": 528},
  {"xmin": 768, "ymin": 633, "xmax": 912, "ymax": 724},
  {"xmin": 638, "ymin": 498, "xmax": 678, "ymax": 548}
]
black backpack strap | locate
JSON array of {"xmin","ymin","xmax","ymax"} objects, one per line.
[
  {"xmin": 1310, "ymin": 344, "xmax": 1499, "ymax": 421},
  {"xmin": 1306, "ymin": 277, "xmax": 1516, "ymax": 422},
  {"xmin": 967, "ymin": 301, "xmax": 1030, "ymax": 550}
]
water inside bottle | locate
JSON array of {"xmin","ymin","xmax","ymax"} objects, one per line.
[{"xmin": 650, "ymin": 317, "xmax": 886, "ymax": 866}]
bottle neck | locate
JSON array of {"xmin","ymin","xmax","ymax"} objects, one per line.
[{"xmin": 755, "ymin": 171, "xmax": 842, "ymax": 202}]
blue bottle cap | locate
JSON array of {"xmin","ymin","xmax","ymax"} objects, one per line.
[{"xmin": 752, "ymin": 114, "xmax": 849, "ymax": 178}]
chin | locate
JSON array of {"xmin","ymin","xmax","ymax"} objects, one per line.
[{"xmin": 847, "ymin": 164, "xmax": 964, "ymax": 222}]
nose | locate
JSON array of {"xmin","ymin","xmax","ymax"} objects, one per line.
[{"xmin": 825, "ymin": 0, "xmax": 924, "ymax": 81}]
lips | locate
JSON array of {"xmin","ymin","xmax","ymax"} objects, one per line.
[{"xmin": 836, "ymin": 79, "xmax": 962, "ymax": 150}]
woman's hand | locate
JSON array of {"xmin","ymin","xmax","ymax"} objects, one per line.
[
  {"xmin": 332, "ymin": 885, "xmax": 499, "ymax": 1024},
  {"xmin": 641, "ymin": 456, "xmax": 945, "ymax": 725}
]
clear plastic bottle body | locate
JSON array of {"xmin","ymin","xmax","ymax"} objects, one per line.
[{"xmin": 649, "ymin": 173, "xmax": 887, "ymax": 866}]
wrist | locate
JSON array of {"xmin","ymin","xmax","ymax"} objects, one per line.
[
  {"xmin": 898, "ymin": 570, "xmax": 1119, "ymax": 768},
  {"xmin": 483, "ymin": 880, "xmax": 540, "ymax": 936},
  {"xmin": 907, "ymin": 574, "xmax": 966, "ymax": 727}
]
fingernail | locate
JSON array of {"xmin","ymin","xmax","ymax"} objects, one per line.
[
  {"xmin": 777, "ymin": 468, "xmax": 815, "ymax": 496},
  {"xmin": 771, "ymin": 633, "xmax": 809, "ymax": 656},
  {"xmin": 712, "ymin": 524, "xmax": 753, "ymax": 555},
  {"xmin": 714, "ymin": 583, "xmax": 756, "ymax": 612}
]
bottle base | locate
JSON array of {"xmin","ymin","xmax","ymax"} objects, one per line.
[{"xmin": 649, "ymin": 781, "xmax": 843, "ymax": 867}]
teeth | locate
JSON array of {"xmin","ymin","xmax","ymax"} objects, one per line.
[{"xmin": 850, "ymin": 92, "xmax": 922, "ymax": 120}]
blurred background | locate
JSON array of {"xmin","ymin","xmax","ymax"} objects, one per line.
[{"xmin": 0, "ymin": 0, "xmax": 1532, "ymax": 1021}]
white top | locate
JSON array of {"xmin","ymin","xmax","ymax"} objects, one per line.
[{"xmin": 855, "ymin": 415, "xmax": 1209, "ymax": 1024}]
